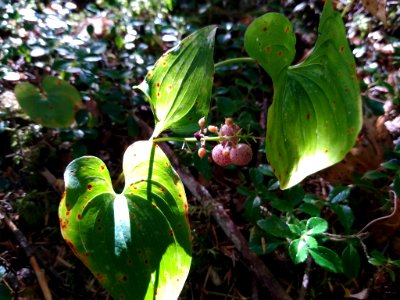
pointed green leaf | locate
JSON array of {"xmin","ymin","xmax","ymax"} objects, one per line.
[
  {"xmin": 305, "ymin": 217, "xmax": 328, "ymax": 235},
  {"xmin": 245, "ymin": 0, "xmax": 362, "ymax": 189},
  {"xmin": 309, "ymin": 246, "xmax": 343, "ymax": 273},
  {"xmin": 289, "ymin": 238, "xmax": 308, "ymax": 264},
  {"xmin": 59, "ymin": 141, "xmax": 191, "ymax": 300},
  {"xmin": 14, "ymin": 76, "xmax": 81, "ymax": 128},
  {"xmin": 137, "ymin": 26, "xmax": 217, "ymax": 137}
]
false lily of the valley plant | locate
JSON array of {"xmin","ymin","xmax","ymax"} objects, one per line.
[{"xmin": 54, "ymin": 0, "xmax": 361, "ymax": 298}]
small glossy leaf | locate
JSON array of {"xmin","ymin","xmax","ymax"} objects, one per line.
[
  {"xmin": 309, "ymin": 246, "xmax": 343, "ymax": 273},
  {"xmin": 257, "ymin": 216, "xmax": 294, "ymax": 238},
  {"xmin": 245, "ymin": 0, "xmax": 362, "ymax": 189},
  {"xmin": 289, "ymin": 238, "xmax": 308, "ymax": 264},
  {"xmin": 15, "ymin": 76, "xmax": 81, "ymax": 128},
  {"xmin": 329, "ymin": 186, "xmax": 352, "ymax": 204},
  {"xmin": 342, "ymin": 244, "xmax": 360, "ymax": 279},
  {"xmin": 368, "ymin": 250, "xmax": 387, "ymax": 266},
  {"xmin": 137, "ymin": 26, "xmax": 217, "ymax": 137},
  {"xmin": 304, "ymin": 235, "xmax": 318, "ymax": 248},
  {"xmin": 306, "ymin": 217, "xmax": 328, "ymax": 235},
  {"xmin": 59, "ymin": 141, "xmax": 191, "ymax": 299},
  {"xmin": 287, "ymin": 223, "xmax": 303, "ymax": 236},
  {"xmin": 332, "ymin": 204, "xmax": 354, "ymax": 230}
]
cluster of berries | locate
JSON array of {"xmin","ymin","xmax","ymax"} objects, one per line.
[{"xmin": 196, "ymin": 117, "xmax": 253, "ymax": 167}]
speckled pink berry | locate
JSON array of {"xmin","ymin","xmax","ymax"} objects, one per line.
[
  {"xmin": 220, "ymin": 124, "xmax": 240, "ymax": 146},
  {"xmin": 230, "ymin": 143, "xmax": 253, "ymax": 166},
  {"xmin": 212, "ymin": 144, "xmax": 232, "ymax": 166}
]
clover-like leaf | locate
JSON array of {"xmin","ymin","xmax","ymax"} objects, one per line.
[
  {"xmin": 309, "ymin": 246, "xmax": 343, "ymax": 273},
  {"xmin": 59, "ymin": 140, "xmax": 191, "ymax": 299},
  {"xmin": 14, "ymin": 76, "xmax": 81, "ymax": 128},
  {"xmin": 289, "ymin": 238, "xmax": 308, "ymax": 264},
  {"xmin": 305, "ymin": 217, "xmax": 328, "ymax": 235},
  {"xmin": 245, "ymin": 0, "xmax": 362, "ymax": 189},
  {"xmin": 137, "ymin": 26, "xmax": 217, "ymax": 137}
]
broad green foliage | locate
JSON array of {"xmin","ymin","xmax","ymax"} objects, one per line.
[
  {"xmin": 59, "ymin": 140, "xmax": 192, "ymax": 300},
  {"xmin": 245, "ymin": 0, "xmax": 362, "ymax": 189},
  {"xmin": 137, "ymin": 26, "xmax": 217, "ymax": 137},
  {"xmin": 14, "ymin": 76, "xmax": 81, "ymax": 128}
]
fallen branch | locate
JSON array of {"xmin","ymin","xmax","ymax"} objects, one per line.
[
  {"xmin": 135, "ymin": 116, "xmax": 292, "ymax": 300},
  {"xmin": 0, "ymin": 212, "xmax": 53, "ymax": 300}
]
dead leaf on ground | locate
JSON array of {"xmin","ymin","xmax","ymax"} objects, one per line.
[
  {"xmin": 321, "ymin": 116, "xmax": 393, "ymax": 184},
  {"xmin": 362, "ymin": 0, "xmax": 387, "ymax": 27}
]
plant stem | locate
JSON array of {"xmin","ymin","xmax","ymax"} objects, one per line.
[
  {"xmin": 152, "ymin": 135, "xmax": 253, "ymax": 144},
  {"xmin": 214, "ymin": 57, "xmax": 256, "ymax": 69},
  {"xmin": 341, "ymin": 0, "xmax": 356, "ymax": 18}
]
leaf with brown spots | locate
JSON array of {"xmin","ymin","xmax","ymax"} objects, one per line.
[
  {"xmin": 59, "ymin": 140, "xmax": 191, "ymax": 299},
  {"xmin": 244, "ymin": 0, "xmax": 362, "ymax": 189},
  {"xmin": 136, "ymin": 26, "xmax": 217, "ymax": 137}
]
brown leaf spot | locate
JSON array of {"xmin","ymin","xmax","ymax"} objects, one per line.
[
  {"xmin": 169, "ymin": 229, "xmax": 174, "ymax": 237},
  {"xmin": 100, "ymin": 165, "xmax": 105, "ymax": 171},
  {"xmin": 127, "ymin": 259, "xmax": 133, "ymax": 265},
  {"xmin": 146, "ymin": 73, "xmax": 151, "ymax": 78},
  {"xmin": 95, "ymin": 273, "xmax": 106, "ymax": 283},
  {"xmin": 266, "ymin": 46, "xmax": 271, "ymax": 53},
  {"xmin": 61, "ymin": 219, "xmax": 68, "ymax": 229},
  {"xmin": 78, "ymin": 214, "xmax": 82, "ymax": 220},
  {"xmin": 87, "ymin": 184, "xmax": 93, "ymax": 191},
  {"xmin": 339, "ymin": 46, "xmax": 345, "ymax": 53},
  {"xmin": 277, "ymin": 51, "xmax": 283, "ymax": 57},
  {"xmin": 263, "ymin": 26, "xmax": 267, "ymax": 32},
  {"xmin": 156, "ymin": 82, "xmax": 160, "ymax": 88},
  {"xmin": 157, "ymin": 92, "xmax": 160, "ymax": 97},
  {"xmin": 284, "ymin": 26, "xmax": 290, "ymax": 33},
  {"xmin": 324, "ymin": 149, "xmax": 329, "ymax": 154},
  {"xmin": 306, "ymin": 112, "xmax": 310, "ymax": 120}
]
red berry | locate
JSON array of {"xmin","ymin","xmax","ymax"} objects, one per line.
[
  {"xmin": 230, "ymin": 143, "xmax": 253, "ymax": 166},
  {"xmin": 212, "ymin": 144, "xmax": 232, "ymax": 166}
]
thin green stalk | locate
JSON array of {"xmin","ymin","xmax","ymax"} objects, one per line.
[
  {"xmin": 153, "ymin": 135, "xmax": 252, "ymax": 144},
  {"xmin": 152, "ymin": 136, "xmax": 198, "ymax": 143},
  {"xmin": 214, "ymin": 57, "xmax": 256, "ymax": 69}
]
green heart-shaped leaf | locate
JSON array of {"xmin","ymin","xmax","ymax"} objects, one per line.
[
  {"xmin": 59, "ymin": 140, "xmax": 191, "ymax": 299},
  {"xmin": 137, "ymin": 26, "xmax": 217, "ymax": 137},
  {"xmin": 15, "ymin": 76, "xmax": 81, "ymax": 128},
  {"xmin": 245, "ymin": 0, "xmax": 362, "ymax": 189}
]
